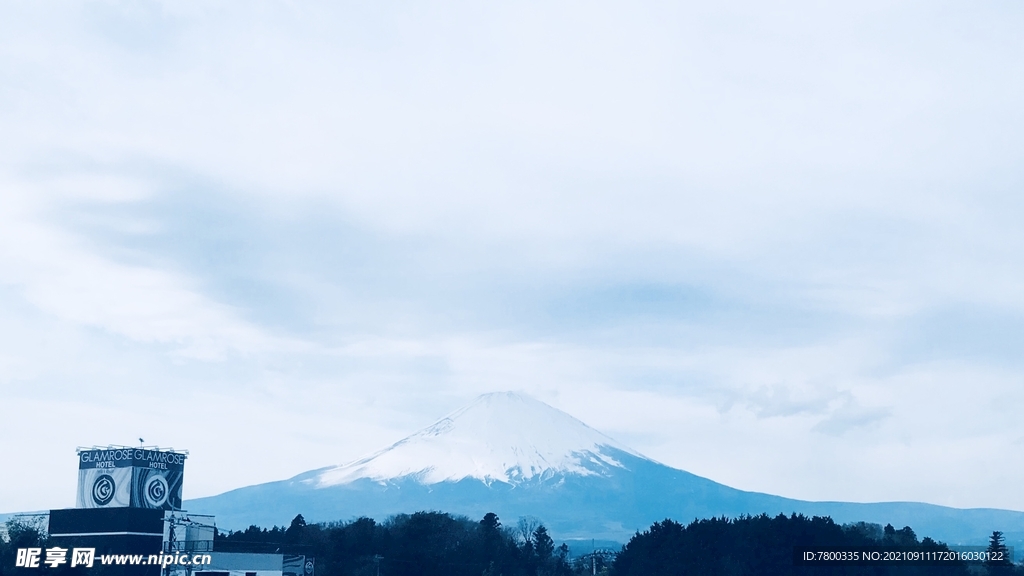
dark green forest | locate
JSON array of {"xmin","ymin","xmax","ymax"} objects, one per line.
[
  {"xmin": 215, "ymin": 512, "xmax": 1020, "ymax": 576},
  {"xmin": 2, "ymin": 511, "xmax": 1021, "ymax": 575}
]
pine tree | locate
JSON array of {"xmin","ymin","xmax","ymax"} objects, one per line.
[
  {"xmin": 285, "ymin": 514, "xmax": 307, "ymax": 544},
  {"xmin": 985, "ymin": 530, "xmax": 1012, "ymax": 574},
  {"xmin": 533, "ymin": 525, "xmax": 554, "ymax": 559}
]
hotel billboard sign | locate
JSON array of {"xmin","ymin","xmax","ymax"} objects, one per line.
[{"xmin": 76, "ymin": 448, "xmax": 187, "ymax": 510}]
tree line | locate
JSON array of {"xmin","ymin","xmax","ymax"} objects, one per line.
[
  {"xmin": 216, "ymin": 511, "xmax": 577, "ymax": 576},
  {"xmin": 216, "ymin": 511, "xmax": 1020, "ymax": 576},
  {"xmin": 615, "ymin": 515, "xmax": 1016, "ymax": 576},
  {"xmin": 2, "ymin": 511, "xmax": 1020, "ymax": 575}
]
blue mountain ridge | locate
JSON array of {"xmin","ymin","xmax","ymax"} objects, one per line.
[{"xmin": 185, "ymin": 446, "xmax": 1024, "ymax": 552}]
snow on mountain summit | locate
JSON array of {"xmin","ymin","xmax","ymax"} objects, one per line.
[{"xmin": 313, "ymin": 392, "xmax": 648, "ymax": 488}]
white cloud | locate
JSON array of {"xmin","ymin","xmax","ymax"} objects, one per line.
[
  {"xmin": 0, "ymin": 175, "xmax": 285, "ymax": 359},
  {"xmin": 1, "ymin": 0, "xmax": 1024, "ymax": 515}
]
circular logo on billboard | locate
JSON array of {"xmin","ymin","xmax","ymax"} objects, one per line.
[
  {"xmin": 92, "ymin": 474, "xmax": 116, "ymax": 506},
  {"xmin": 144, "ymin": 475, "xmax": 169, "ymax": 508}
]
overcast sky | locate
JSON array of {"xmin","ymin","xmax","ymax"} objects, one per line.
[{"xmin": 2, "ymin": 1, "xmax": 1024, "ymax": 514}]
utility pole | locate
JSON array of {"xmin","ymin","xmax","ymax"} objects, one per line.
[
  {"xmin": 592, "ymin": 539, "xmax": 596, "ymax": 576},
  {"xmin": 374, "ymin": 554, "xmax": 382, "ymax": 576}
]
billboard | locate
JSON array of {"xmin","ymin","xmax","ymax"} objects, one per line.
[
  {"xmin": 283, "ymin": 555, "xmax": 314, "ymax": 576},
  {"xmin": 76, "ymin": 448, "xmax": 186, "ymax": 510}
]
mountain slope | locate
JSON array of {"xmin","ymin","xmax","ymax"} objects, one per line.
[
  {"xmin": 186, "ymin": 392, "xmax": 1024, "ymax": 549},
  {"xmin": 315, "ymin": 392, "xmax": 642, "ymax": 486}
]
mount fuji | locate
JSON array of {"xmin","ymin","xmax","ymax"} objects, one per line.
[
  {"xmin": 186, "ymin": 392, "xmax": 1024, "ymax": 548},
  {"xmin": 316, "ymin": 392, "xmax": 641, "ymax": 487}
]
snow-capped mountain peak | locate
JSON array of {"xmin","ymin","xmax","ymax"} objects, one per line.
[
  {"xmin": 189, "ymin": 391, "xmax": 1024, "ymax": 548},
  {"xmin": 313, "ymin": 392, "xmax": 647, "ymax": 488}
]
